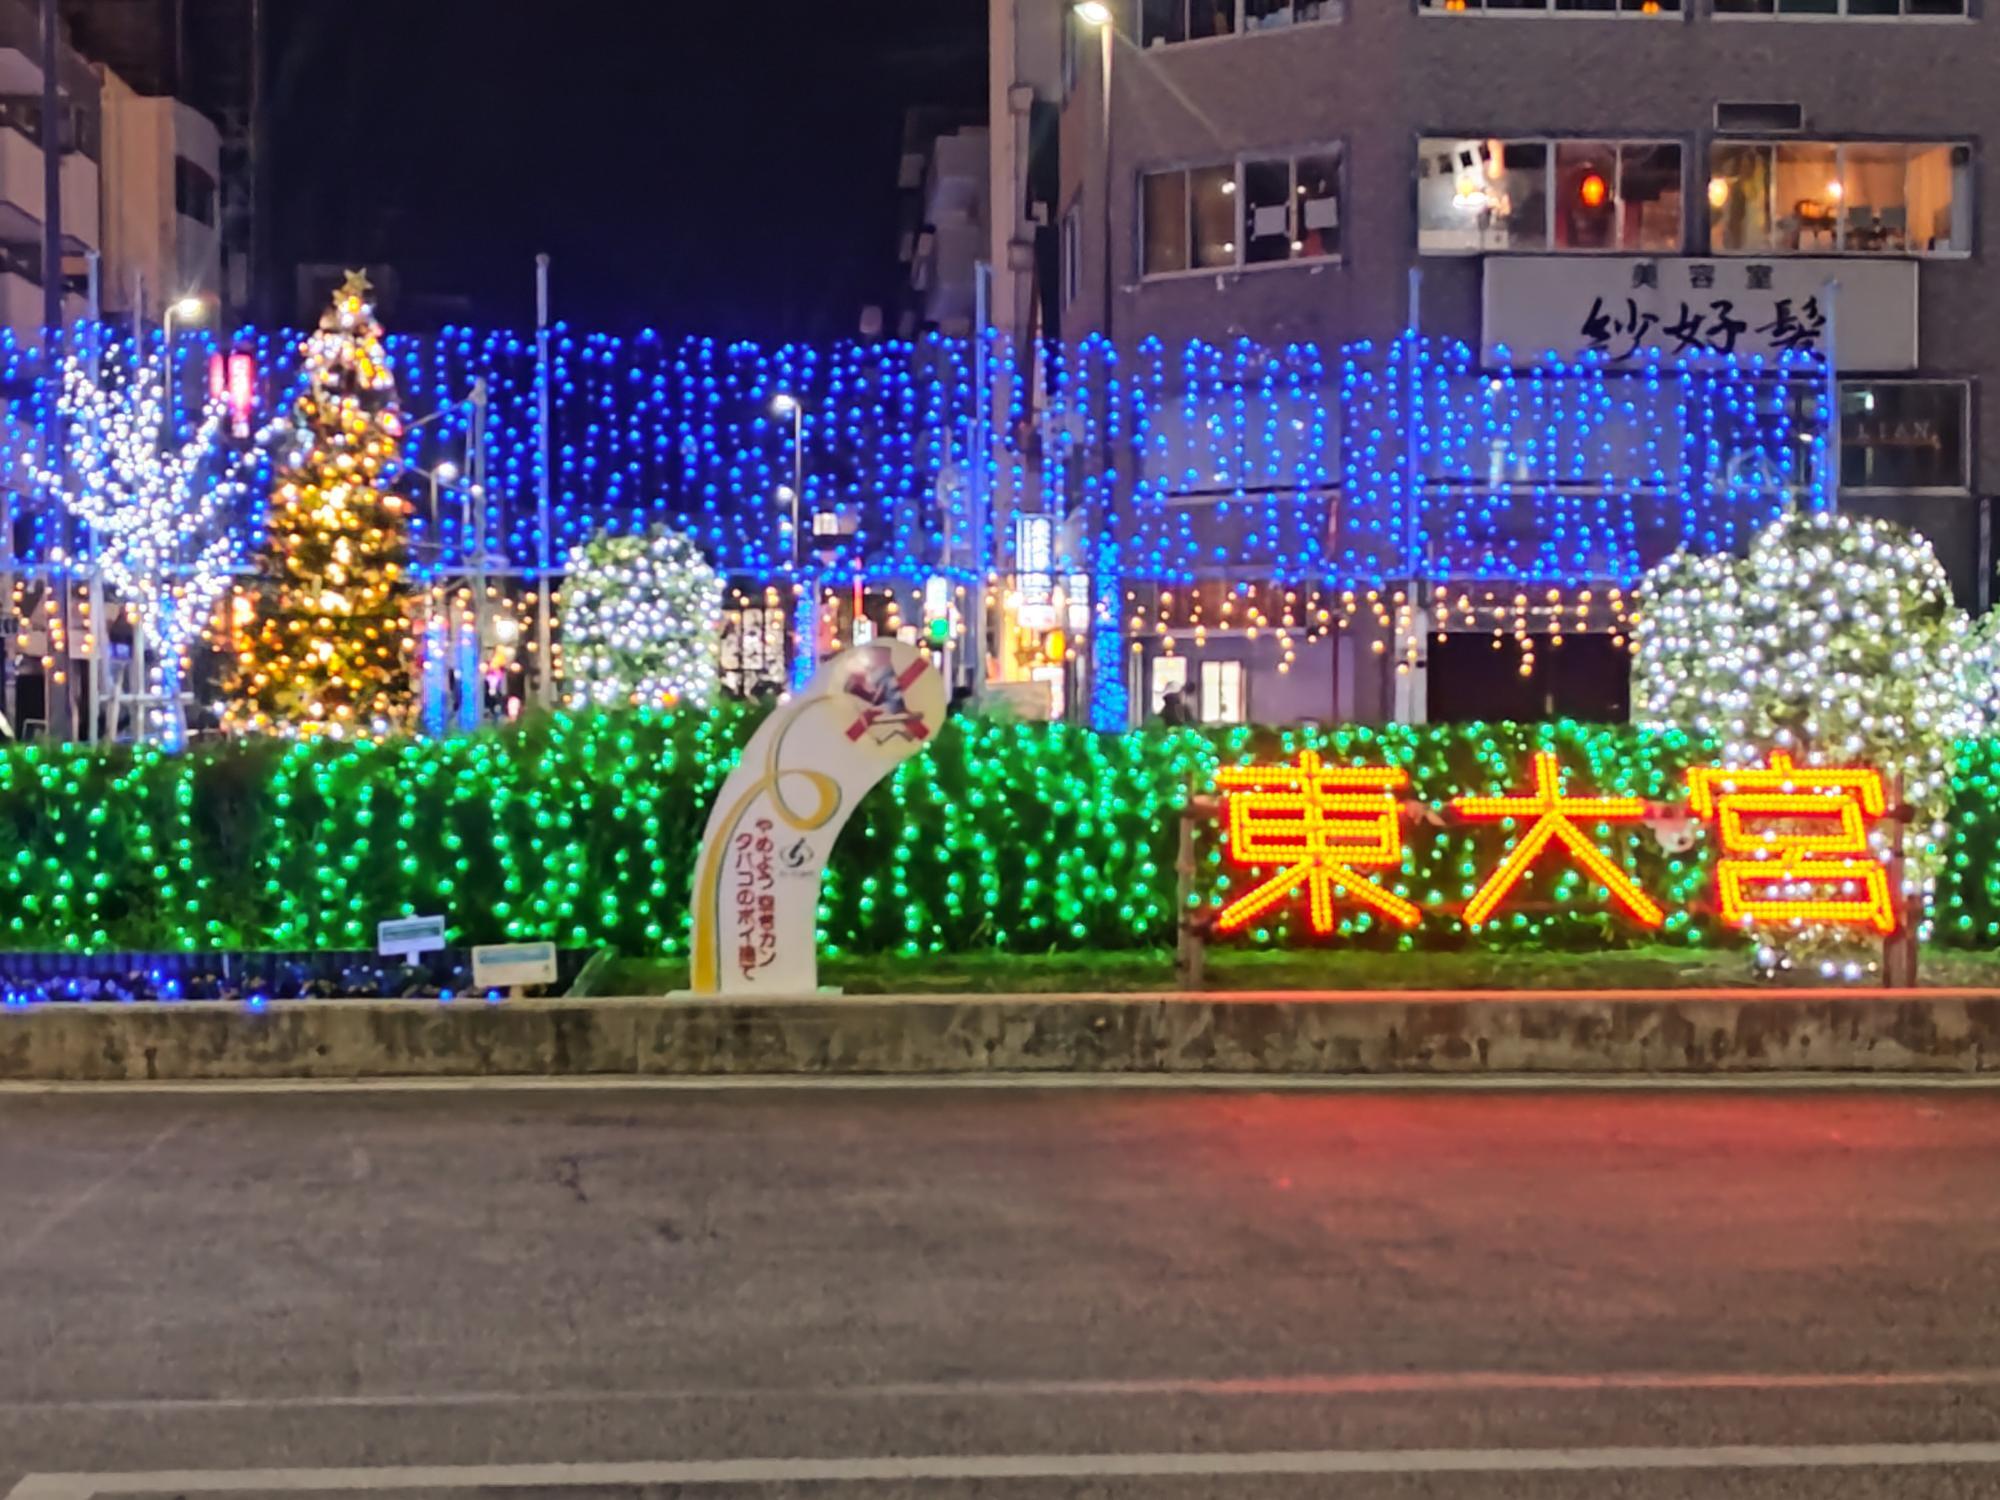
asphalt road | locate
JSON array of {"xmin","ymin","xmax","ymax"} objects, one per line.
[{"xmin": 3, "ymin": 1080, "xmax": 2000, "ymax": 1498}]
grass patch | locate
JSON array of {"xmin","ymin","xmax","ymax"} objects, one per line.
[{"xmin": 589, "ymin": 944, "xmax": 2000, "ymax": 997}]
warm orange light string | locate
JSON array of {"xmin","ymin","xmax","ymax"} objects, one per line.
[{"xmin": 1450, "ymin": 750, "xmax": 1665, "ymax": 928}]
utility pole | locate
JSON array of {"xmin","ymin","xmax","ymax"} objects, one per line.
[
  {"xmin": 39, "ymin": 0, "xmax": 61, "ymax": 342},
  {"xmin": 970, "ymin": 260, "xmax": 993, "ymax": 703},
  {"xmin": 40, "ymin": 0, "xmax": 73, "ymax": 740},
  {"xmin": 534, "ymin": 253, "xmax": 554, "ymax": 706}
]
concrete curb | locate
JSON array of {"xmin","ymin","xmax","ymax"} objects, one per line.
[{"xmin": 2, "ymin": 989, "xmax": 1998, "ymax": 1081}]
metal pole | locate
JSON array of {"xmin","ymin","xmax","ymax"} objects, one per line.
[
  {"xmin": 971, "ymin": 259, "xmax": 992, "ymax": 702},
  {"xmin": 790, "ymin": 401, "xmax": 809, "ymax": 689},
  {"xmin": 790, "ymin": 404, "xmax": 803, "ymax": 573},
  {"xmin": 1399, "ymin": 266, "xmax": 1424, "ymax": 726},
  {"xmin": 82, "ymin": 249, "xmax": 100, "ymax": 743},
  {"xmin": 162, "ymin": 306, "xmax": 177, "ymax": 442},
  {"xmin": 1082, "ymin": 19, "xmax": 1114, "ymax": 727},
  {"xmin": 40, "ymin": 0, "xmax": 73, "ymax": 740},
  {"xmin": 39, "ymin": 0, "xmax": 61, "ymax": 342},
  {"xmin": 1820, "ymin": 277, "xmax": 1840, "ymax": 515},
  {"xmin": 534, "ymin": 253, "xmax": 553, "ymax": 706},
  {"xmin": 1097, "ymin": 22, "xmax": 1112, "ymax": 344}
]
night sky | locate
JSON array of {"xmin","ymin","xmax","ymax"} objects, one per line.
[{"xmin": 264, "ymin": 0, "xmax": 988, "ymax": 339}]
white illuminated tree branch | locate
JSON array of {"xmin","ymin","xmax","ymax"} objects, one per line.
[{"xmin": 30, "ymin": 351, "xmax": 249, "ymax": 746}]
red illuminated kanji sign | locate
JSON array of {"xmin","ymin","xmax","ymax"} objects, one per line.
[
  {"xmin": 1450, "ymin": 751, "xmax": 1664, "ymax": 928},
  {"xmin": 1687, "ymin": 751, "xmax": 1896, "ymax": 934},
  {"xmin": 1204, "ymin": 746, "xmax": 1903, "ymax": 943},
  {"xmin": 1214, "ymin": 751, "xmax": 1420, "ymax": 933}
]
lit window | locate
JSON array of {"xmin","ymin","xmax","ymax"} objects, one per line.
[
  {"xmin": 1417, "ymin": 0, "xmax": 1680, "ymax": 13},
  {"xmin": 1141, "ymin": 147, "xmax": 1344, "ymax": 277},
  {"xmin": 174, "ymin": 157, "xmax": 217, "ymax": 228},
  {"xmin": 1714, "ymin": 0, "xmax": 1964, "ymax": 16},
  {"xmin": 1417, "ymin": 137, "xmax": 1681, "ymax": 254},
  {"xmin": 1200, "ymin": 659, "xmax": 1246, "ymax": 723},
  {"xmin": 1150, "ymin": 654, "xmax": 1189, "ymax": 717},
  {"xmin": 1141, "ymin": 0, "xmax": 1342, "ymax": 48},
  {"xmin": 1708, "ymin": 140, "xmax": 1970, "ymax": 255}
]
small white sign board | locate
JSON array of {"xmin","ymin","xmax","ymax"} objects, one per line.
[
  {"xmin": 377, "ymin": 915, "xmax": 447, "ymax": 960},
  {"xmin": 472, "ymin": 941, "xmax": 558, "ymax": 991}
]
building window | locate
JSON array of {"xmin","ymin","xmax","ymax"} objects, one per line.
[
  {"xmin": 1708, "ymin": 140, "xmax": 1970, "ymax": 255},
  {"xmin": 1150, "ymin": 654, "xmax": 1189, "ymax": 717},
  {"xmin": 0, "ymin": 241, "xmax": 43, "ymax": 285},
  {"xmin": 1199, "ymin": 660, "xmax": 1246, "ymax": 724},
  {"xmin": 1140, "ymin": 0, "xmax": 1341, "ymax": 48},
  {"xmin": 1141, "ymin": 147, "xmax": 1343, "ymax": 277},
  {"xmin": 1061, "ymin": 202, "xmax": 1082, "ymax": 308},
  {"xmin": 174, "ymin": 157, "xmax": 217, "ymax": 228},
  {"xmin": 1418, "ymin": 0, "xmax": 1678, "ymax": 10},
  {"xmin": 1841, "ymin": 381, "xmax": 1969, "ymax": 492},
  {"xmin": 1715, "ymin": 0, "xmax": 1964, "ymax": 16},
  {"xmin": 1417, "ymin": 137, "xmax": 1682, "ymax": 254}
]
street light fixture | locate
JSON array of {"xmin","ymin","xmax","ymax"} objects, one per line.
[
  {"xmin": 1071, "ymin": 0, "xmax": 1119, "ymax": 726},
  {"xmin": 771, "ymin": 392, "xmax": 812, "ymax": 687},
  {"xmin": 162, "ymin": 295, "xmax": 208, "ymax": 438},
  {"xmin": 771, "ymin": 393, "xmax": 805, "ymax": 573}
]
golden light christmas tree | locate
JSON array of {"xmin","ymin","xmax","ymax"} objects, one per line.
[{"xmin": 231, "ymin": 272, "xmax": 413, "ymax": 735}]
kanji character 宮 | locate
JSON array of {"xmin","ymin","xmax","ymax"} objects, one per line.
[
  {"xmin": 1687, "ymin": 751, "xmax": 1896, "ymax": 934},
  {"xmin": 1214, "ymin": 751, "xmax": 1421, "ymax": 933},
  {"xmin": 1451, "ymin": 751, "xmax": 1664, "ymax": 927}
]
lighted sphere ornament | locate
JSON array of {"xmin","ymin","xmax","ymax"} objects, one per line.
[
  {"xmin": 1634, "ymin": 509, "xmax": 1994, "ymax": 976},
  {"xmin": 560, "ymin": 526, "xmax": 723, "ymax": 710}
]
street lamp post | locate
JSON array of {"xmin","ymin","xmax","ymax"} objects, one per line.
[
  {"xmin": 1072, "ymin": 1, "xmax": 1115, "ymax": 345},
  {"xmin": 161, "ymin": 295, "xmax": 206, "ymax": 441},
  {"xmin": 128, "ymin": 294, "xmax": 207, "ymax": 745},
  {"xmin": 772, "ymin": 392, "xmax": 813, "ymax": 688},
  {"xmin": 1072, "ymin": 1, "xmax": 1119, "ymax": 728}
]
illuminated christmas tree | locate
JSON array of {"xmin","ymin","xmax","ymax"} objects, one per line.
[{"xmin": 232, "ymin": 272, "xmax": 413, "ymax": 735}]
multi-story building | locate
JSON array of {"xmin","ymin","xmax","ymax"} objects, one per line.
[
  {"xmin": 0, "ymin": 1, "xmax": 100, "ymax": 338},
  {"xmin": 0, "ymin": 0, "xmax": 230, "ymax": 342},
  {"xmin": 995, "ymin": 0, "xmax": 1990, "ymax": 727},
  {"xmin": 96, "ymin": 62, "xmax": 222, "ymax": 322},
  {"xmin": 61, "ymin": 0, "xmax": 258, "ymax": 322},
  {"xmin": 890, "ymin": 110, "xmax": 991, "ymax": 340}
]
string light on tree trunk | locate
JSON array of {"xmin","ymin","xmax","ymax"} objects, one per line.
[{"xmin": 30, "ymin": 347, "xmax": 248, "ymax": 747}]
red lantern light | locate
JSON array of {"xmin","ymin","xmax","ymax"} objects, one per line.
[{"xmin": 1578, "ymin": 172, "xmax": 1609, "ymax": 209}]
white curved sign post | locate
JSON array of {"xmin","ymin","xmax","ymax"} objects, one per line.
[{"xmin": 688, "ymin": 640, "xmax": 946, "ymax": 996}]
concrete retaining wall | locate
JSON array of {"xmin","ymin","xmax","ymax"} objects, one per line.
[{"xmin": 3, "ymin": 990, "xmax": 1998, "ymax": 1081}]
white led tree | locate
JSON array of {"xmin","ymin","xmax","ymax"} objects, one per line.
[
  {"xmin": 31, "ymin": 350, "xmax": 248, "ymax": 748},
  {"xmin": 560, "ymin": 526, "xmax": 723, "ymax": 710},
  {"xmin": 1634, "ymin": 509, "xmax": 1998, "ymax": 976}
]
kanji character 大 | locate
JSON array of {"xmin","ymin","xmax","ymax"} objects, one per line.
[{"xmin": 1451, "ymin": 751, "xmax": 1664, "ymax": 928}]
